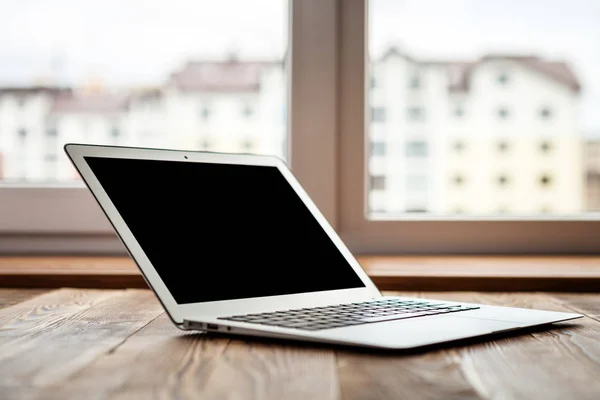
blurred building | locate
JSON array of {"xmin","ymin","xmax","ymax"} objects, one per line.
[
  {"xmin": 0, "ymin": 58, "xmax": 286, "ymax": 181},
  {"xmin": 0, "ymin": 50, "xmax": 587, "ymax": 215},
  {"xmin": 586, "ymin": 140, "xmax": 600, "ymax": 211},
  {"xmin": 0, "ymin": 87, "xmax": 70, "ymax": 181},
  {"xmin": 369, "ymin": 48, "xmax": 583, "ymax": 214}
]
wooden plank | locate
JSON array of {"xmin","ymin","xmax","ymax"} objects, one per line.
[
  {"xmin": 0, "ymin": 289, "xmax": 164, "ymax": 396},
  {"xmin": 411, "ymin": 292, "xmax": 600, "ymax": 400},
  {"xmin": 0, "ymin": 289, "xmax": 49, "ymax": 309},
  {"xmin": 553, "ymin": 293, "xmax": 600, "ymax": 321},
  {"xmin": 338, "ymin": 348, "xmax": 482, "ymax": 400},
  {"xmin": 338, "ymin": 291, "xmax": 482, "ymax": 400},
  {"xmin": 2, "ymin": 256, "xmax": 600, "ymax": 291},
  {"xmin": 43, "ymin": 313, "xmax": 339, "ymax": 400}
]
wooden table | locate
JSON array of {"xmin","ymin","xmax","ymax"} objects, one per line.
[{"xmin": 1, "ymin": 289, "xmax": 599, "ymax": 399}]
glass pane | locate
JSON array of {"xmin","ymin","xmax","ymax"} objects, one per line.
[
  {"xmin": 0, "ymin": 0, "xmax": 288, "ymax": 183},
  {"xmin": 368, "ymin": 0, "xmax": 600, "ymax": 216}
]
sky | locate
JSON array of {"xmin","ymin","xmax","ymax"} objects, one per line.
[{"xmin": 0, "ymin": 0, "xmax": 598, "ymax": 135}]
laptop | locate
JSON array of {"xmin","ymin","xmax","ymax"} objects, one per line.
[{"xmin": 64, "ymin": 143, "xmax": 582, "ymax": 350}]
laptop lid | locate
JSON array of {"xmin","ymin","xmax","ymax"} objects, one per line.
[{"xmin": 64, "ymin": 144, "xmax": 381, "ymax": 325}]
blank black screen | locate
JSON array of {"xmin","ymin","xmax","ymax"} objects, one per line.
[{"xmin": 84, "ymin": 156, "xmax": 365, "ymax": 304}]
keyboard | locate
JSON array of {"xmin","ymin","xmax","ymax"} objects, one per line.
[{"xmin": 218, "ymin": 298, "xmax": 479, "ymax": 331}]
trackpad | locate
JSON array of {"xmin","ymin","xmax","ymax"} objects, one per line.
[{"xmin": 326, "ymin": 315, "xmax": 522, "ymax": 349}]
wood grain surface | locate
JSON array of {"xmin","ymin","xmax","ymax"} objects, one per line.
[{"xmin": 0, "ymin": 289, "xmax": 598, "ymax": 400}]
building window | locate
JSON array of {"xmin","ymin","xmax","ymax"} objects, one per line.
[
  {"xmin": 407, "ymin": 106, "xmax": 425, "ymax": 121},
  {"xmin": 241, "ymin": 139, "xmax": 254, "ymax": 151},
  {"xmin": 371, "ymin": 142, "xmax": 386, "ymax": 157},
  {"xmin": 497, "ymin": 107, "xmax": 510, "ymax": 120},
  {"xmin": 370, "ymin": 107, "xmax": 386, "ymax": 123},
  {"xmin": 497, "ymin": 72, "xmax": 509, "ymax": 85},
  {"xmin": 539, "ymin": 173, "xmax": 553, "ymax": 187},
  {"xmin": 454, "ymin": 106, "xmax": 465, "ymax": 118},
  {"xmin": 199, "ymin": 139, "xmax": 212, "ymax": 150},
  {"xmin": 540, "ymin": 141, "xmax": 553, "ymax": 153},
  {"xmin": 242, "ymin": 104, "xmax": 254, "ymax": 118},
  {"xmin": 408, "ymin": 73, "xmax": 421, "ymax": 89},
  {"xmin": 497, "ymin": 174, "xmax": 510, "ymax": 187},
  {"xmin": 453, "ymin": 141, "xmax": 465, "ymax": 152},
  {"xmin": 370, "ymin": 75, "xmax": 377, "ymax": 89},
  {"xmin": 200, "ymin": 106, "xmax": 211, "ymax": 120},
  {"xmin": 540, "ymin": 106, "xmax": 553, "ymax": 120},
  {"xmin": 452, "ymin": 174, "xmax": 465, "ymax": 186},
  {"xmin": 405, "ymin": 141, "xmax": 428, "ymax": 157},
  {"xmin": 497, "ymin": 141, "xmax": 509, "ymax": 153},
  {"xmin": 370, "ymin": 175, "xmax": 386, "ymax": 191},
  {"xmin": 406, "ymin": 174, "xmax": 427, "ymax": 191}
]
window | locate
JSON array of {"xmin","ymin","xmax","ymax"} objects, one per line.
[
  {"xmin": 407, "ymin": 106, "xmax": 424, "ymax": 121},
  {"xmin": 1, "ymin": 0, "xmax": 290, "ymax": 250},
  {"xmin": 408, "ymin": 72, "xmax": 421, "ymax": 89},
  {"xmin": 452, "ymin": 174, "xmax": 465, "ymax": 186},
  {"xmin": 360, "ymin": 0, "xmax": 598, "ymax": 253},
  {"xmin": 405, "ymin": 141, "xmax": 427, "ymax": 157},
  {"xmin": 497, "ymin": 72, "xmax": 510, "ymax": 85},
  {"xmin": 242, "ymin": 104, "xmax": 254, "ymax": 118},
  {"xmin": 540, "ymin": 141, "xmax": 553, "ymax": 153},
  {"xmin": 453, "ymin": 141, "xmax": 465, "ymax": 152},
  {"xmin": 540, "ymin": 106, "xmax": 553, "ymax": 120},
  {"xmin": 497, "ymin": 107, "xmax": 510, "ymax": 120},
  {"xmin": 370, "ymin": 175, "xmax": 386, "ymax": 191},
  {"xmin": 371, "ymin": 141, "xmax": 386, "ymax": 156},
  {"xmin": 199, "ymin": 106, "xmax": 212, "ymax": 120},
  {"xmin": 371, "ymin": 107, "xmax": 386, "ymax": 123},
  {"xmin": 497, "ymin": 141, "xmax": 509, "ymax": 153},
  {"xmin": 241, "ymin": 138, "xmax": 254, "ymax": 151},
  {"xmin": 46, "ymin": 127, "xmax": 58, "ymax": 137},
  {"xmin": 496, "ymin": 174, "xmax": 510, "ymax": 187},
  {"xmin": 539, "ymin": 173, "xmax": 553, "ymax": 188},
  {"xmin": 2, "ymin": 1, "xmax": 598, "ymax": 255},
  {"xmin": 199, "ymin": 139, "xmax": 212, "ymax": 150}
]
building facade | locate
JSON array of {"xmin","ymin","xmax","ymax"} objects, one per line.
[
  {"xmin": 0, "ymin": 58, "xmax": 287, "ymax": 182},
  {"xmin": 0, "ymin": 49, "xmax": 587, "ymax": 214},
  {"xmin": 368, "ymin": 48, "xmax": 583, "ymax": 214},
  {"xmin": 586, "ymin": 140, "xmax": 600, "ymax": 211}
]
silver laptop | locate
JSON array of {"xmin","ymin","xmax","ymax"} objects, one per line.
[{"xmin": 64, "ymin": 143, "xmax": 582, "ymax": 350}]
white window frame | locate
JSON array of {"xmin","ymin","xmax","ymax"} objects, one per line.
[
  {"xmin": 335, "ymin": 0, "xmax": 600, "ymax": 254},
  {"xmin": 1, "ymin": 0, "xmax": 598, "ymax": 255}
]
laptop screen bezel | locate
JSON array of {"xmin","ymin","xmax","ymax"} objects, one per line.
[{"xmin": 64, "ymin": 143, "xmax": 381, "ymax": 325}]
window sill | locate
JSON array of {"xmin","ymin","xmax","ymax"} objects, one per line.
[{"xmin": 1, "ymin": 255, "xmax": 599, "ymax": 291}]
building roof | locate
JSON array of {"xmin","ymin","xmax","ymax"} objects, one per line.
[
  {"xmin": 50, "ymin": 92, "xmax": 129, "ymax": 114},
  {"xmin": 378, "ymin": 46, "xmax": 581, "ymax": 93},
  {"xmin": 168, "ymin": 58, "xmax": 280, "ymax": 92}
]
